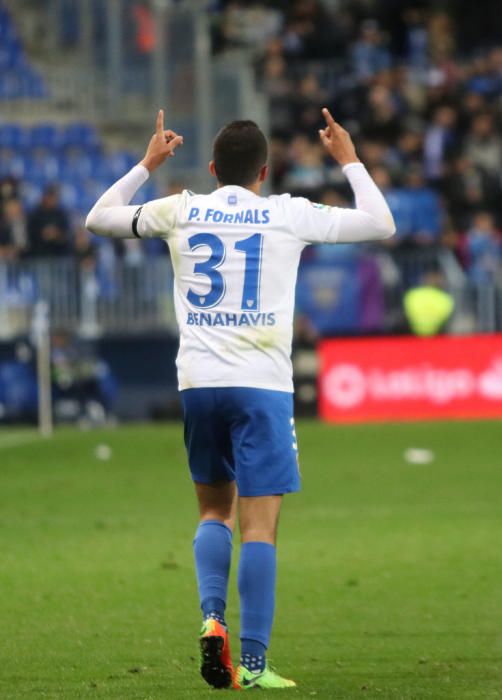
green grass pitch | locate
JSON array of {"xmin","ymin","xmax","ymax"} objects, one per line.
[{"xmin": 1, "ymin": 420, "xmax": 501, "ymax": 699}]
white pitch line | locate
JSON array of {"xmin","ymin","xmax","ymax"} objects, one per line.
[{"xmin": 0, "ymin": 432, "xmax": 41, "ymax": 450}]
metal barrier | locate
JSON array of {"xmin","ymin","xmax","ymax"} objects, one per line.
[
  {"xmin": 0, "ymin": 256, "xmax": 177, "ymax": 339},
  {"xmin": 377, "ymin": 246, "xmax": 502, "ymax": 334},
  {"xmin": 0, "ymin": 252, "xmax": 501, "ymax": 339}
]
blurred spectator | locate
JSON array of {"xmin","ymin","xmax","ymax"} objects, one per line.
[
  {"xmin": 428, "ymin": 10, "xmax": 456, "ymax": 62},
  {"xmin": 132, "ymin": 2, "xmax": 155, "ymax": 54},
  {"xmin": 73, "ymin": 226, "xmax": 96, "ymax": 270},
  {"xmin": 445, "ymin": 157, "xmax": 495, "ymax": 229},
  {"xmin": 465, "ymin": 49, "xmax": 502, "ymax": 98},
  {"xmin": 220, "ymin": 2, "xmax": 283, "ymax": 52},
  {"xmin": 51, "ymin": 331, "xmax": 117, "ymax": 424},
  {"xmin": 282, "ymin": 0, "xmax": 341, "ymax": 60},
  {"xmin": 0, "ymin": 176, "xmax": 20, "ymax": 203},
  {"xmin": 351, "ymin": 20, "xmax": 391, "ymax": 81},
  {"xmin": 405, "ymin": 165, "xmax": 443, "ymax": 245},
  {"xmin": 395, "ymin": 128, "xmax": 424, "ymax": 174},
  {"xmin": 402, "ymin": 7, "xmax": 428, "ymax": 71},
  {"xmin": 370, "ymin": 166, "xmax": 413, "ymax": 243},
  {"xmin": 0, "ymin": 198, "xmax": 26, "ymax": 259},
  {"xmin": 423, "ymin": 105, "xmax": 458, "ymax": 182},
  {"xmin": 464, "ymin": 212, "xmax": 502, "ymax": 284},
  {"xmin": 283, "ymin": 135, "xmax": 326, "ymax": 192},
  {"xmin": 464, "ymin": 112, "xmax": 502, "ymax": 177},
  {"xmin": 404, "ymin": 271, "xmax": 454, "ymax": 336},
  {"xmin": 260, "ymin": 52, "xmax": 292, "ymax": 133},
  {"xmin": 26, "ymin": 185, "xmax": 70, "ymax": 257},
  {"xmin": 361, "ymin": 83, "xmax": 403, "ymax": 143},
  {"xmin": 291, "ymin": 74, "xmax": 329, "ymax": 133}
]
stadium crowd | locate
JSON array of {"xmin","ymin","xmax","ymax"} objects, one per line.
[
  {"xmin": 212, "ymin": 0, "xmax": 502, "ymax": 284},
  {"xmin": 0, "ymin": 176, "xmax": 161, "ymax": 269}
]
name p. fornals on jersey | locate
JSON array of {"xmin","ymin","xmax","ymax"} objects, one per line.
[{"xmin": 188, "ymin": 205, "xmax": 270, "ymax": 225}]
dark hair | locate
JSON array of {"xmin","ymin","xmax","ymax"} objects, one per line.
[{"xmin": 213, "ymin": 120, "xmax": 268, "ymax": 187}]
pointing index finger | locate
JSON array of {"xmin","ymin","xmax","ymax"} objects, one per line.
[
  {"xmin": 156, "ymin": 109, "xmax": 164, "ymax": 136},
  {"xmin": 322, "ymin": 107, "xmax": 338, "ymax": 130}
]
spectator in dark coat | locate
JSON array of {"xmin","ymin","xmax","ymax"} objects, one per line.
[{"xmin": 26, "ymin": 185, "xmax": 70, "ymax": 257}]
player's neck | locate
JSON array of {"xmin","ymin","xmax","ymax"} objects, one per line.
[{"xmin": 216, "ymin": 181, "xmax": 262, "ymax": 196}]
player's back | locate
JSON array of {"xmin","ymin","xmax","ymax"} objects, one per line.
[{"xmin": 167, "ymin": 185, "xmax": 306, "ymax": 392}]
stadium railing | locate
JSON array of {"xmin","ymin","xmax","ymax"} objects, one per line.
[
  {"xmin": 0, "ymin": 253, "xmax": 500, "ymax": 340},
  {"xmin": 0, "ymin": 256, "xmax": 177, "ymax": 340}
]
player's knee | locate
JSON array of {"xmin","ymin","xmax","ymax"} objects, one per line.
[
  {"xmin": 200, "ymin": 512, "xmax": 236, "ymax": 532},
  {"xmin": 240, "ymin": 524, "xmax": 277, "ymax": 545},
  {"xmin": 239, "ymin": 495, "xmax": 281, "ymax": 544}
]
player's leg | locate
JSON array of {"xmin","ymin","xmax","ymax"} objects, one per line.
[
  {"xmin": 227, "ymin": 388, "xmax": 299, "ymax": 689},
  {"xmin": 194, "ymin": 480, "xmax": 237, "ymax": 626},
  {"xmin": 194, "ymin": 481, "xmax": 237, "ymax": 688},
  {"xmin": 181, "ymin": 389, "xmax": 236, "ymax": 688},
  {"xmin": 238, "ymin": 494, "xmax": 281, "ymax": 667}
]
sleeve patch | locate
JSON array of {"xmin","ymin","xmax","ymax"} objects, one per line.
[{"xmin": 310, "ymin": 202, "xmax": 331, "ymax": 211}]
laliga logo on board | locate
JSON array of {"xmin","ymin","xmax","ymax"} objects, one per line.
[
  {"xmin": 478, "ymin": 359, "xmax": 502, "ymax": 399},
  {"xmin": 323, "ymin": 364, "xmax": 366, "ymax": 409},
  {"xmin": 323, "ymin": 357, "xmax": 502, "ymax": 409}
]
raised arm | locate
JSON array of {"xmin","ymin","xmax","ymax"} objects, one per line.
[
  {"xmin": 85, "ymin": 110, "xmax": 183, "ymax": 238},
  {"xmin": 319, "ymin": 108, "xmax": 395, "ymax": 242}
]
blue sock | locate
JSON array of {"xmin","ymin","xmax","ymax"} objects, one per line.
[
  {"xmin": 193, "ymin": 520, "xmax": 233, "ymax": 627},
  {"xmin": 238, "ymin": 542, "xmax": 276, "ymax": 672}
]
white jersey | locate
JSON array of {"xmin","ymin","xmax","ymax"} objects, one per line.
[
  {"xmin": 137, "ymin": 185, "xmax": 341, "ymax": 392},
  {"xmin": 85, "ymin": 162, "xmax": 395, "ymax": 393}
]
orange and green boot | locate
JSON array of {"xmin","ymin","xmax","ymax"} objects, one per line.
[
  {"xmin": 199, "ymin": 618, "xmax": 233, "ymax": 689},
  {"xmin": 233, "ymin": 662, "xmax": 296, "ymax": 690}
]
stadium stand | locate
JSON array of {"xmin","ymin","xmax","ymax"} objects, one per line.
[
  {"xmin": 212, "ymin": 0, "xmax": 502, "ymax": 335},
  {"xmin": 0, "ymin": 0, "xmax": 501, "ymax": 340},
  {"xmin": 0, "ymin": 3, "xmax": 47, "ymax": 99}
]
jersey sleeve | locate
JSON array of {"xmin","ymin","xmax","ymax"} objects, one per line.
[
  {"xmin": 85, "ymin": 165, "xmax": 182, "ymax": 240},
  {"xmin": 135, "ymin": 194, "xmax": 182, "ymax": 239},
  {"xmin": 287, "ymin": 197, "xmax": 342, "ymax": 244},
  {"xmin": 286, "ymin": 163, "xmax": 396, "ymax": 245}
]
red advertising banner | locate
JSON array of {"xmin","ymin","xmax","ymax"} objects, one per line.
[{"xmin": 319, "ymin": 335, "xmax": 502, "ymax": 423}]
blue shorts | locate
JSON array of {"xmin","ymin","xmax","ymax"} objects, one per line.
[{"xmin": 181, "ymin": 387, "xmax": 301, "ymax": 497}]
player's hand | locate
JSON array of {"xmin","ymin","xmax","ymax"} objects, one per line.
[
  {"xmin": 140, "ymin": 109, "xmax": 184, "ymax": 173},
  {"xmin": 318, "ymin": 108, "xmax": 359, "ymax": 167}
]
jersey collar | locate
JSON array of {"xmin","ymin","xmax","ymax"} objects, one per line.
[{"xmin": 212, "ymin": 185, "xmax": 260, "ymax": 201}]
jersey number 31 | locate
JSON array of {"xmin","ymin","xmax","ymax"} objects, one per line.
[{"xmin": 187, "ymin": 233, "xmax": 263, "ymax": 311}]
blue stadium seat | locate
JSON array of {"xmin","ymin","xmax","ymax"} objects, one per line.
[
  {"xmin": 0, "ymin": 3, "xmax": 48, "ymax": 99},
  {"xmin": 60, "ymin": 151, "xmax": 101, "ymax": 180},
  {"xmin": 21, "ymin": 180, "xmax": 44, "ymax": 209},
  {"xmin": 132, "ymin": 181, "xmax": 158, "ymax": 205},
  {"xmin": 25, "ymin": 71, "xmax": 49, "ymax": 99},
  {"xmin": 0, "ymin": 124, "xmax": 28, "ymax": 149},
  {"xmin": 59, "ymin": 182, "xmax": 80, "ymax": 209},
  {"xmin": 76, "ymin": 189, "xmax": 100, "ymax": 214},
  {"xmin": 0, "ymin": 39, "xmax": 22, "ymax": 69},
  {"xmin": 0, "ymin": 12, "xmax": 18, "ymax": 44},
  {"xmin": 29, "ymin": 152, "xmax": 63, "ymax": 181},
  {"xmin": 0, "ymin": 113, "xmax": 158, "ymax": 215},
  {"xmin": 96, "ymin": 150, "xmax": 138, "ymax": 179},
  {"xmin": 29, "ymin": 123, "xmax": 61, "ymax": 150},
  {"xmin": 62, "ymin": 123, "xmax": 99, "ymax": 149},
  {"xmin": 0, "ymin": 150, "xmax": 26, "ymax": 178}
]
